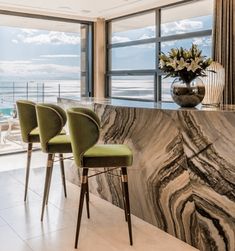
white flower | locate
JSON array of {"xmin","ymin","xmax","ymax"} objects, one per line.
[
  {"xmin": 187, "ymin": 60, "xmax": 202, "ymax": 72},
  {"xmin": 176, "ymin": 57, "xmax": 188, "ymax": 71},
  {"xmin": 159, "ymin": 59, "xmax": 166, "ymax": 68},
  {"xmin": 166, "ymin": 58, "xmax": 177, "ymax": 69}
]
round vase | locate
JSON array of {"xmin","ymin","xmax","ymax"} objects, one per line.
[{"xmin": 171, "ymin": 77, "xmax": 205, "ymax": 107}]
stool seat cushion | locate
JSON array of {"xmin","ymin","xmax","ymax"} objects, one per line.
[
  {"xmin": 47, "ymin": 134, "xmax": 72, "ymax": 153},
  {"xmin": 83, "ymin": 144, "xmax": 133, "ymax": 167},
  {"xmin": 29, "ymin": 127, "xmax": 66, "ymax": 143},
  {"xmin": 28, "ymin": 127, "xmax": 40, "ymax": 142}
]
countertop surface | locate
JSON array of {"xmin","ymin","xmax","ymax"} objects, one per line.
[{"xmin": 59, "ymin": 97, "xmax": 235, "ymax": 112}]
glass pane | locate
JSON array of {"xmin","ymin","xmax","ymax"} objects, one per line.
[
  {"xmin": 111, "ymin": 75, "xmax": 154, "ymax": 100},
  {"xmin": 110, "ymin": 12, "xmax": 155, "ymax": 44},
  {"xmin": 0, "ymin": 14, "xmax": 83, "ymax": 105},
  {"xmin": 161, "ymin": 0, "xmax": 213, "ymax": 36},
  {"xmin": 111, "ymin": 43, "xmax": 155, "ymax": 70},
  {"xmin": 161, "ymin": 76, "xmax": 174, "ymax": 102},
  {"xmin": 161, "ymin": 36, "xmax": 212, "ymax": 58}
]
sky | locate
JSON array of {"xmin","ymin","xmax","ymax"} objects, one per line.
[
  {"xmin": 0, "ymin": 27, "xmax": 81, "ymax": 81},
  {"xmin": 111, "ymin": 15, "xmax": 212, "ymax": 71},
  {"xmin": 0, "ymin": 14, "xmax": 212, "ymax": 81}
]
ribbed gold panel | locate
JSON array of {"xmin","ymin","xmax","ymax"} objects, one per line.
[{"xmin": 202, "ymin": 62, "xmax": 225, "ymax": 106}]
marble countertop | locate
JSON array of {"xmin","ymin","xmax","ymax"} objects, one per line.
[{"xmin": 58, "ymin": 97, "xmax": 235, "ymax": 112}]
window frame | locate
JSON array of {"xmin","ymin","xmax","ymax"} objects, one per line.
[{"xmin": 106, "ymin": 0, "xmax": 213, "ymax": 102}]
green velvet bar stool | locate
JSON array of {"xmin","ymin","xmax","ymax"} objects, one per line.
[
  {"xmin": 35, "ymin": 103, "xmax": 73, "ymax": 221},
  {"xmin": 67, "ymin": 107, "xmax": 133, "ymax": 249},
  {"xmin": 16, "ymin": 100, "xmax": 67, "ymax": 202}
]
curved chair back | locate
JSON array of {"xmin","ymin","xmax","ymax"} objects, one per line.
[
  {"xmin": 67, "ymin": 107, "xmax": 100, "ymax": 167},
  {"xmin": 16, "ymin": 100, "xmax": 37, "ymax": 143},
  {"xmin": 36, "ymin": 104, "xmax": 67, "ymax": 152}
]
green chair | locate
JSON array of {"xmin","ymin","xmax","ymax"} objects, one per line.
[
  {"xmin": 16, "ymin": 100, "xmax": 67, "ymax": 202},
  {"xmin": 36, "ymin": 103, "xmax": 73, "ymax": 221},
  {"xmin": 67, "ymin": 107, "xmax": 133, "ymax": 249}
]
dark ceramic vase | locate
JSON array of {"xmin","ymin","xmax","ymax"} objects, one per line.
[{"xmin": 171, "ymin": 77, "xmax": 205, "ymax": 107}]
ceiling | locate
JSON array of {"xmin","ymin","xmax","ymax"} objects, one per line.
[{"xmin": 0, "ymin": 0, "xmax": 181, "ymax": 21}]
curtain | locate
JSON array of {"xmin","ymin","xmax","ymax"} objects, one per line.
[{"xmin": 213, "ymin": 0, "xmax": 235, "ymax": 104}]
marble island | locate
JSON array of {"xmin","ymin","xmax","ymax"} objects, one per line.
[{"xmin": 59, "ymin": 97, "xmax": 235, "ymax": 251}]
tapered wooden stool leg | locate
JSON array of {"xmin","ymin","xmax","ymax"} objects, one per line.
[
  {"xmin": 75, "ymin": 168, "xmax": 88, "ymax": 249},
  {"xmin": 41, "ymin": 153, "xmax": 54, "ymax": 221},
  {"xmin": 59, "ymin": 153, "xmax": 67, "ymax": 198},
  {"xmin": 24, "ymin": 143, "xmax": 33, "ymax": 201},
  {"xmin": 85, "ymin": 181, "xmax": 90, "ymax": 219},
  {"xmin": 120, "ymin": 170, "xmax": 128, "ymax": 222},
  {"xmin": 45, "ymin": 154, "xmax": 54, "ymax": 205},
  {"xmin": 121, "ymin": 167, "xmax": 133, "ymax": 245}
]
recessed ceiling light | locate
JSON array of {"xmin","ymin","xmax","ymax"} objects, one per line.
[
  {"xmin": 58, "ymin": 6, "xmax": 71, "ymax": 10},
  {"xmin": 81, "ymin": 9, "xmax": 91, "ymax": 13}
]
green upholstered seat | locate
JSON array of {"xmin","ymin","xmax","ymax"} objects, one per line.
[
  {"xmin": 17, "ymin": 100, "xmax": 38, "ymax": 143},
  {"xmin": 36, "ymin": 103, "xmax": 71, "ymax": 221},
  {"xmin": 67, "ymin": 107, "xmax": 133, "ymax": 168},
  {"xmin": 47, "ymin": 134, "xmax": 72, "ymax": 153},
  {"xmin": 28, "ymin": 127, "xmax": 40, "ymax": 142},
  {"xmin": 16, "ymin": 100, "xmax": 68, "ymax": 206},
  {"xmin": 29, "ymin": 126, "xmax": 66, "ymax": 143},
  {"xmin": 36, "ymin": 104, "xmax": 72, "ymax": 154},
  {"xmin": 67, "ymin": 107, "xmax": 133, "ymax": 248},
  {"xmin": 83, "ymin": 144, "xmax": 133, "ymax": 167}
]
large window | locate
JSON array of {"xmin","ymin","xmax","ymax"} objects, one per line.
[
  {"xmin": 0, "ymin": 12, "xmax": 93, "ymax": 106},
  {"xmin": 106, "ymin": 0, "xmax": 213, "ymax": 101}
]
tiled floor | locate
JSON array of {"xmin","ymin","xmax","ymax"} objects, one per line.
[{"xmin": 0, "ymin": 152, "xmax": 199, "ymax": 251}]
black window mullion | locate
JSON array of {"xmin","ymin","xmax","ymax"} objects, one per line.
[
  {"xmin": 158, "ymin": 30, "xmax": 212, "ymax": 42},
  {"xmin": 108, "ymin": 38, "xmax": 156, "ymax": 48},
  {"xmin": 155, "ymin": 8, "xmax": 161, "ymax": 102}
]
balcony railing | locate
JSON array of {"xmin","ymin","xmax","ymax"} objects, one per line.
[{"xmin": 0, "ymin": 81, "xmax": 80, "ymax": 106}]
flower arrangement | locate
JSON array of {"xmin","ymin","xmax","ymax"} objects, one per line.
[{"xmin": 159, "ymin": 44, "xmax": 213, "ymax": 84}]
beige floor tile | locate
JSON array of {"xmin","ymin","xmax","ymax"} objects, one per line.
[
  {"xmin": 27, "ymin": 226, "xmax": 118, "ymax": 251},
  {"xmin": 0, "ymin": 181, "xmax": 41, "ymax": 210},
  {"xmin": 0, "ymin": 200, "xmax": 75, "ymax": 240},
  {"xmin": 0, "ymin": 163, "xmax": 199, "ymax": 251},
  {"xmin": 0, "ymin": 150, "xmax": 46, "ymax": 172},
  {"xmin": 0, "ymin": 171, "xmax": 19, "ymax": 187},
  {"xmin": 0, "ymin": 216, "xmax": 6, "ymax": 227},
  {"xmin": 0, "ymin": 225, "xmax": 32, "ymax": 251}
]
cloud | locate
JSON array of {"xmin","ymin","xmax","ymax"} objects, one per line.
[
  {"xmin": 138, "ymin": 34, "xmax": 152, "ymax": 40},
  {"xmin": 15, "ymin": 31, "xmax": 80, "ymax": 45},
  {"xmin": 0, "ymin": 60, "xmax": 80, "ymax": 79},
  {"xmin": 162, "ymin": 20, "xmax": 203, "ymax": 35},
  {"xmin": 111, "ymin": 36, "xmax": 131, "ymax": 43},
  {"xmin": 161, "ymin": 41, "xmax": 175, "ymax": 48},
  {"xmin": 12, "ymin": 39, "xmax": 19, "ymax": 44},
  {"xmin": 193, "ymin": 37, "xmax": 211, "ymax": 47},
  {"xmin": 40, "ymin": 54, "xmax": 80, "ymax": 58},
  {"xmin": 21, "ymin": 28, "xmax": 38, "ymax": 35}
]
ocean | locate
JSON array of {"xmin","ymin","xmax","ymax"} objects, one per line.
[
  {"xmin": 0, "ymin": 79, "xmax": 172, "ymax": 112},
  {"xmin": 0, "ymin": 80, "xmax": 81, "ymax": 108}
]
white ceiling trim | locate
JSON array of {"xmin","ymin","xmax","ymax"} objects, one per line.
[
  {"xmin": 104, "ymin": 0, "xmax": 180, "ymax": 20},
  {"xmin": 0, "ymin": 3, "xmax": 96, "ymax": 22},
  {"xmin": 0, "ymin": 0, "xmax": 184, "ymax": 21}
]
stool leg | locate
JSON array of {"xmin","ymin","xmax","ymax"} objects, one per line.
[
  {"xmin": 85, "ymin": 181, "xmax": 90, "ymax": 219},
  {"xmin": 24, "ymin": 143, "xmax": 33, "ymax": 201},
  {"xmin": 59, "ymin": 153, "xmax": 67, "ymax": 198},
  {"xmin": 75, "ymin": 168, "xmax": 88, "ymax": 249},
  {"xmin": 121, "ymin": 167, "xmax": 133, "ymax": 246},
  {"xmin": 41, "ymin": 153, "xmax": 54, "ymax": 221},
  {"xmin": 45, "ymin": 154, "xmax": 54, "ymax": 205},
  {"xmin": 120, "ymin": 170, "xmax": 127, "ymax": 222}
]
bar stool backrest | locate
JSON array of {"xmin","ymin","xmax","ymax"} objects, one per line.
[
  {"xmin": 67, "ymin": 107, "xmax": 100, "ymax": 167},
  {"xmin": 36, "ymin": 104, "xmax": 67, "ymax": 152},
  {"xmin": 16, "ymin": 100, "xmax": 37, "ymax": 143}
]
